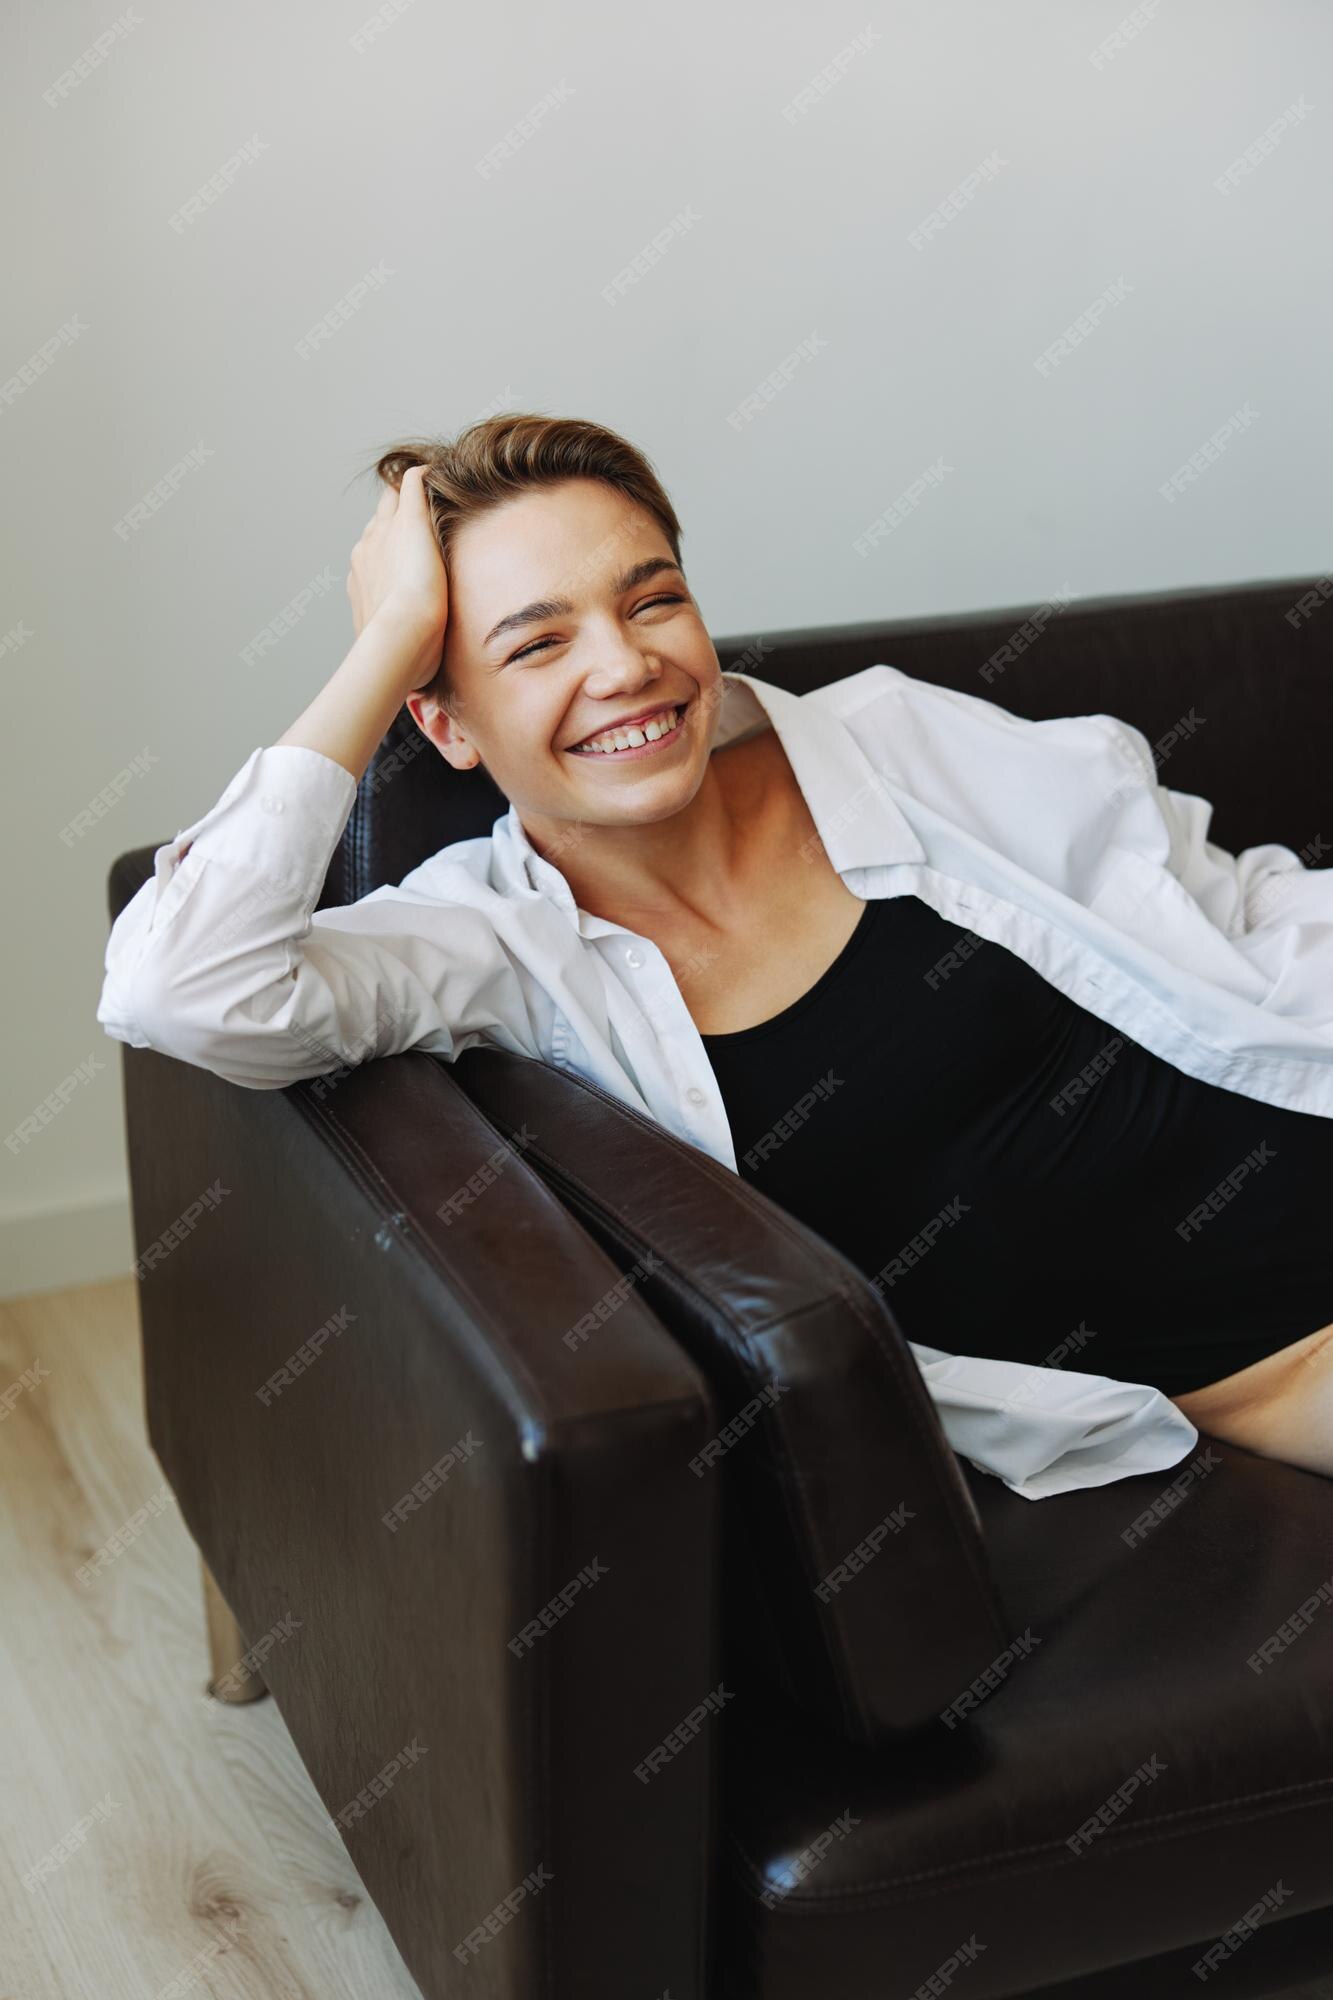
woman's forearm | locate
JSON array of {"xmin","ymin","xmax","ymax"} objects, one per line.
[{"xmin": 275, "ymin": 602, "xmax": 441, "ymax": 784}]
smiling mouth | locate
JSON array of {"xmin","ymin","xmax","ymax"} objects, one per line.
[{"xmin": 564, "ymin": 698, "xmax": 690, "ymax": 759}]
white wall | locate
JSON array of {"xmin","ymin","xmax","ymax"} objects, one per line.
[{"xmin": 4, "ymin": 0, "xmax": 1329, "ymax": 1296}]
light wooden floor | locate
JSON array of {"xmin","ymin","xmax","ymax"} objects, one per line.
[
  {"xmin": 0, "ymin": 1276, "xmax": 423, "ymax": 1999},
  {"xmin": 5, "ymin": 1279, "xmax": 1333, "ymax": 2000}
]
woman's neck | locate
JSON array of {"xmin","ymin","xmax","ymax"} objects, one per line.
[{"xmin": 529, "ymin": 724, "xmax": 792, "ymax": 930}]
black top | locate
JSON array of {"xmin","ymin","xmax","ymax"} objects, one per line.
[{"xmin": 698, "ymin": 892, "xmax": 1332, "ymax": 1397}]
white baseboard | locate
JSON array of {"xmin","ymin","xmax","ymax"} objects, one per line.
[{"xmin": 0, "ymin": 1189, "xmax": 134, "ymax": 1303}]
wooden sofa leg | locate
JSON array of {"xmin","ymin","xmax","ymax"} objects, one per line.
[{"xmin": 201, "ymin": 1557, "xmax": 267, "ymax": 1703}]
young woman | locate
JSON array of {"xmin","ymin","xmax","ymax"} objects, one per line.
[{"xmin": 99, "ymin": 414, "xmax": 1333, "ymax": 1488}]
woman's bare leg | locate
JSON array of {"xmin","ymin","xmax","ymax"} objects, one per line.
[{"xmin": 1169, "ymin": 1320, "xmax": 1333, "ymax": 1479}]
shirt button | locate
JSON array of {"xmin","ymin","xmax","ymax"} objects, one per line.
[
  {"xmin": 624, "ymin": 947, "xmax": 644, "ymax": 969},
  {"xmin": 260, "ymin": 794, "xmax": 285, "ymax": 814},
  {"xmin": 686, "ymin": 1086, "xmax": 706, "ymax": 1105}
]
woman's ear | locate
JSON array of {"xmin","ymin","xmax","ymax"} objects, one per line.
[{"xmin": 405, "ymin": 688, "xmax": 486, "ymax": 774}]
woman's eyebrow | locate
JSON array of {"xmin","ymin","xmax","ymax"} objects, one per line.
[{"xmin": 481, "ymin": 556, "xmax": 686, "ymax": 653}]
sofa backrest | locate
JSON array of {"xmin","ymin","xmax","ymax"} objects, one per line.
[{"xmin": 321, "ymin": 574, "xmax": 1333, "ymax": 910}]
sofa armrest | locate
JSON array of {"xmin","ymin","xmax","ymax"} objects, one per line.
[
  {"xmin": 119, "ymin": 1032, "xmax": 721, "ymax": 2000},
  {"xmin": 451, "ymin": 1047, "xmax": 1011, "ymax": 1747}
]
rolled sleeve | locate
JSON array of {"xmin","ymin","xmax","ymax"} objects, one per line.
[
  {"xmin": 99, "ymin": 742, "xmax": 511, "ymax": 1089},
  {"xmin": 153, "ymin": 744, "xmax": 357, "ymax": 895}
]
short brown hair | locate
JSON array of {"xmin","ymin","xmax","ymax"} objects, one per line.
[{"xmin": 358, "ymin": 412, "xmax": 685, "ymax": 710}]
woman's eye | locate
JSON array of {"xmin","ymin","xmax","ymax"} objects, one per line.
[{"xmin": 508, "ymin": 594, "xmax": 685, "ymax": 664}]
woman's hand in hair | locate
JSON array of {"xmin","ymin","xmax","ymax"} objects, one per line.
[{"xmin": 347, "ymin": 463, "xmax": 449, "ymax": 691}]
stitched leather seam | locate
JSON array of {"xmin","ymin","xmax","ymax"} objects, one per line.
[
  {"xmin": 292, "ymin": 1074, "xmax": 615, "ymax": 1422},
  {"xmin": 726, "ymin": 1777, "xmax": 1333, "ymax": 1908}
]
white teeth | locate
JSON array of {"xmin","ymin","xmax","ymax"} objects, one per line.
[{"xmin": 575, "ymin": 705, "xmax": 681, "ymax": 754}]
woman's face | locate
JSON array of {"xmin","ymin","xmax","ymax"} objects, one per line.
[{"xmin": 407, "ymin": 477, "xmax": 723, "ymax": 827}]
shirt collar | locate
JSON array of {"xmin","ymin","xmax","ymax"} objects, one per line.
[{"xmin": 493, "ymin": 668, "xmax": 925, "ymax": 921}]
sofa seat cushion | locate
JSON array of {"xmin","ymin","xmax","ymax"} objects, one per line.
[{"xmin": 720, "ymin": 1440, "xmax": 1333, "ymax": 2000}]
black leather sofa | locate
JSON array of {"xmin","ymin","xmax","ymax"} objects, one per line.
[{"xmin": 106, "ymin": 576, "xmax": 1333, "ymax": 1998}]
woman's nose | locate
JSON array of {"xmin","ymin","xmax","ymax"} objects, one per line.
[{"xmin": 584, "ymin": 632, "xmax": 660, "ymax": 689}]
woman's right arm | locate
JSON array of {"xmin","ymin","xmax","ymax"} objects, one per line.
[
  {"xmin": 275, "ymin": 463, "xmax": 448, "ymax": 783},
  {"xmin": 95, "ymin": 468, "xmax": 523, "ymax": 1088}
]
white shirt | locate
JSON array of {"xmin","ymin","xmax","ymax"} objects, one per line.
[{"xmin": 98, "ymin": 665, "xmax": 1333, "ymax": 1500}]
